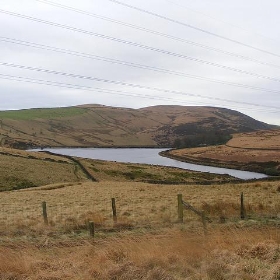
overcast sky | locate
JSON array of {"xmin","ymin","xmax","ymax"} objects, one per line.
[{"xmin": 0, "ymin": 0, "xmax": 280, "ymax": 125}]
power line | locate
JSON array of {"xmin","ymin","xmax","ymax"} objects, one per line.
[
  {"xmin": 164, "ymin": 0, "xmax": 280, "ymax": 45},
  {"xmin": 0, "ymin": 73, "xmax": 181, "ymax": 103},
  {"xmin": 1, "ymin": 61, "xmax": 279, "ymax": 111},
  {"xmin": 33, "ymin": 0, "xmax": 280, "ymax": 70},
  {"xmin": 0, "ymin": 73, "xmax": 278, "ymax": 114},
  {"xmin": 1, "ymin": 9, "xmax": 280, "ymax": 83},
  {"xmin": 2, "ymin": 36, "xmax": 280, "ymax": 95},
  {"xmin": 107, "ymin": 0, "xmax": 280, "ymax": 59},
  {"xmin": 1, "ymin": 73, "xmax": 238, "ymax": 107}
]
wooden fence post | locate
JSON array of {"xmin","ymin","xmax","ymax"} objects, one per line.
[
  {"xmin": 201, "ymin": 211, "xmax": 207, "ymax": 235},
  {"xmin": 220, "ymin": 210, "xmax": 226, "ymax": 223},
  {"xmin": 88, "ymin": 221, "xmax": 95, "ymax": 237},
  {"xmin": 177, "ymin": 194, "xmax": 183, "ymax": 223},
  {"xmin": 42, "ymin": 201, "xmax": 48, "ymax": 225},
  {"xmin": 111, "ymin": 198, "xmax": 117, "ymax": 223},
  {"xmin": 240, "ymin": 192, "xmax": 246, "ymax": 219}
]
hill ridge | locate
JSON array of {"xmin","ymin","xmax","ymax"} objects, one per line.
[{"xmin": 0, "ymin": 104, "xmax": 275, "ymax": 149}]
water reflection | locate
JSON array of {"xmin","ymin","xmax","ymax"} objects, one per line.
[{"xmin": 36, "ymin": 148, "xmax": 267, "ymax": 180}]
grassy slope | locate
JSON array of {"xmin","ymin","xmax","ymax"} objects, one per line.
[
  {"xmin": 0, "ymin": 148, "xmax": 88, "ymax": 190},
  {"xmin": 165, "ymin": 129, "xmax": 280, "ymax": 175},
  {"xmin": 0, "ymin": 148, "xmax": 237, "ymax": 191},
  {"xmin": 227, "ymin": 129, "xmax": 280, "ymax": 149},
  {"xmin": 0, "ymin": 104, "xmax": 274, "ymax": 148},
  {"xmin": 0, "ymin": 107, "xmax": 86, "ymax": 120}
]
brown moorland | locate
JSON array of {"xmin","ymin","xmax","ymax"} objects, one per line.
[
  {"xmin": 0, "ymin": 106, "xmax": 279, "ymax": 279},
  {"xmin": 0, "ymin": 105, "xmax": 274, "ymax": 149},
  {"xmin": 227, "ymin": 129, "xmax": 280, "ymax": 149},
  {"xmin": 164, "ymin": 129, "xmax": 280, "ymax": 175},
  {"xmin": 0, "ymin": 180, "xmax": 279, "ymax": 279},
  {"xmin": 1, "ymin": 180, "xmax": 279, "ymax": 232},
  {"xmin": 0, "ymin": 148, "xmax": 279, "ymax": 279},
  {"xmin": 0, "ymin": 227, "xmax": 279, "ymax": 280}
]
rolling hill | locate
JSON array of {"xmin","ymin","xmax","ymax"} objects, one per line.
[
  {"xmin": 163, "ymin": 129, "xmax": 280, "ymax": 175},
  {"xmin": 0, "ymin": 104, "xmax": 275, "ymax": 149}
]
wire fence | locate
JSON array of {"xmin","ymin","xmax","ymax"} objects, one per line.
[{"xmin": 0, "ymin": 189, "xmax": 279, "ymax": 236}]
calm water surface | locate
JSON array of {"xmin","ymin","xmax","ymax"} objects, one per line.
[{"xmin": 36, "ymin": 148, "xmax": 267, "ymax": 180}]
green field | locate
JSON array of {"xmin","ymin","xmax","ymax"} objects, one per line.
[{"xmin": 0, "ymin": 107, "xmax": 87, "ymax": 120}]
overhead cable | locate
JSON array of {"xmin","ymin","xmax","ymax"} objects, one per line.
[
  {"xmin": 1, "ymin": 9, "xmax": 280, "ymax": 83},
  {"xmin": 164, "ymin": 0, "xmax": 280, "ymax": 45},
  {"xmin": 0, "ymin": 73, "xmax": 278, "ymax": 114},
  {"xmin": 2, "ymin": 36, "xmax": 280, "ymax": 95},
  {"xmin": 107, "ymin": 0, "xmax": 280, "ymax": 59},
  {"xmin": 34, "ymin": 0, "xmax": 280, "ymax": 69},
  {"xmin": 1, "ymin": 61, "xmax": 280, "ymax": 111}
]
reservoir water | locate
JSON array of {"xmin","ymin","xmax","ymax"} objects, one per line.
[{"xmin": 35, "ymin": 147, "xmax": 268, "ymax": 180}]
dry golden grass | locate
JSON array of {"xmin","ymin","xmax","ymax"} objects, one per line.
[
  {"xmin": 228, "ymin": 129, "xmax": 280, "ymax": 149},
  {"xmin": 0, "ymin": 177, "xmax": 279, "ymax": 279},
  {"xmin": 170, "ymin": 145, "xmax": 280, "ymax": 163},
  {"xmin": 0, "ymin": 226, "xmax": 279, "ymax": 279},
  {"xmin": 167, "ymin": 129, "xmax": 280, "ymax": 175},
  {"xmin": 0, "ymin": 181, "xmax": 279, "ymax": 235},
  {"xmin": 168, "ymin": 129, "xmax": 280, "ymax": 168}
]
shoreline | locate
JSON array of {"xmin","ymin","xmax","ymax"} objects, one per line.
[
  {"xmin": 29, "ymin": 146, "xmax": 271, "ymax": 180},
  {"xmin": 27, "ymin": 145, "xmax": 169, "ymax": 150},
  {"xmin": 159, "ymin": 150, "xmax": 280, "ymax": 177}
]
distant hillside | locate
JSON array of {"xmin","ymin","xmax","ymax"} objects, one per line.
[
  {"xmin": 0, "ymin": 104, "xmax": 274, "ymax": 149},
  {"xmin": 163, "ymin": 129, "xmax": 280, "ymax": 175}
]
